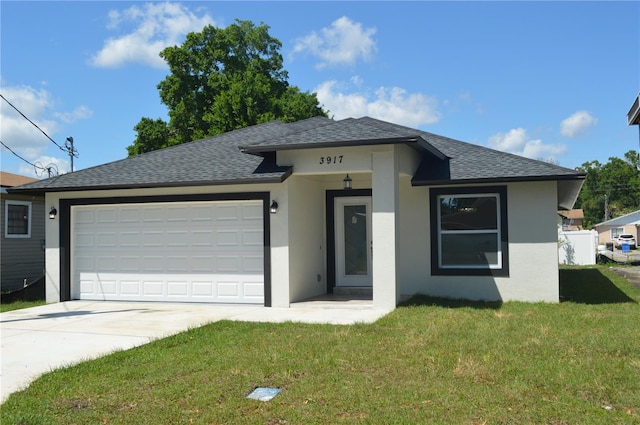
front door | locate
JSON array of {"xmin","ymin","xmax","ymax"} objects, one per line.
[{"xmin": 335, "ymin": 197, "xmax": 372, "ymax": 287}]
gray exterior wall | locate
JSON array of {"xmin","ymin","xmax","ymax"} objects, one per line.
[{"xmin": 1, "ymin": 193, "xmax": 46, "ymax": 291}]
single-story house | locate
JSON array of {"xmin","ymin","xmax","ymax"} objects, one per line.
[
  {"xmin": 558, "ymin": 209, "xmax": 584, "ymax": 231},
  {"xmin": 594, "ymin": 210, "xmax": 640, "ymax": 247},
  {"xmin": 1, "ymin": 171, "xmax": 45, "ymax": 292},
  {"xmin": 10, "ymin": 116, "xmax": 585, "ymax": 310}
]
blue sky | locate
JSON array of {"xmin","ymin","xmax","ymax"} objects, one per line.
[{"xmin": 1, "ymin": 1, "xmax": 639, "ymax": 178}]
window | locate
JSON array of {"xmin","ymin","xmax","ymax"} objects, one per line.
[
  {"xmin": 611, "ymin": 227, "xmax": 625, "ymax": 239},
  {"xmin": 5, "ymin": 200, "xmax": 32, "ymax": 238},
  {"xmin": 430, "ymin": 187, "xmax": 508, "ymax": 276}
]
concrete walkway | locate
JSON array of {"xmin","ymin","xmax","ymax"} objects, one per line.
[{"xmin": 1, "ymin": 300, "xmax": 389, "ymax": 403}]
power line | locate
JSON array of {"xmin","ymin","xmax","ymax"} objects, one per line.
[
  {"xmin": 0, "ymin": 139, "xmax": 58, "ymax": 177},
  {"xmin": 0, "ymin": 93, "xmax": 78, "ymax": 163}
]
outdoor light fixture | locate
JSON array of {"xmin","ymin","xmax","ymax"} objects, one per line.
[
  {"xmin": 49, "ymin": 207, "xmax": 57, "ymax": 219},
  {"xmin": 270, "ymin": 200, "xmax": 278, "ymax": 214},
  {"xmin": 343, "ymin": 174, "xmax": 352, "ymax": 190}
]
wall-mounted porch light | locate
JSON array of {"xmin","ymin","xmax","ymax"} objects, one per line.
[
  {"xmin": 48, "ymin": 207, "xmax": 57, "ymax": 219},
  {"xmin": 343, "ymin": 174, "xmax": 352, "ymax": 190},
  {"xmin": 270, "ymin": 200, "xmax": 278, "ymax": 214}
]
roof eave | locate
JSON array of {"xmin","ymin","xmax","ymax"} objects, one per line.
[
  {"xmin": 7, "ymin": 172, "xmax": 292, "ymax": 195},
  {"xmin": 241, "ymin": 136, "xmax": 424, "ymax": 154},
  {"xmin": 411, "ymin": 172, "xmax": 586, "ymax": 187},
  {"xmin": 628, "ymin": 93, "xmax": 640, "ymax": 125}
]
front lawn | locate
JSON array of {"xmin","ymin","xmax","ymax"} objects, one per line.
[
  {"xmin": 2, "ymin": 265, "xmax": 639, "ymax": 424},
  {"xmin": 0, "ymin": 299, "xmax": 46, "ymax": 313}
]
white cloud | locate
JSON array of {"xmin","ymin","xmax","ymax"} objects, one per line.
[
  {"xmin": 90, "ymin": 2, "xmax": 215, "ymax": 69},
  {"xmin": 315, "ymin": 80, "xmax": 441, "ymax": 127},
  {"xmin": 54, "ymin": 105, "xmax": 94, "ymax": 124},
  {"xmin": 560, "ymin": 110, "xmax": 597, "ymax": 138},
  {"xmin": 1, "ymin": 85, "xmax": 60, "ymax": 159},
  {"xmin": 488, "ymin": 128, "xmax": 567, "ymax": 161},
  {"xmin": 0, "ymin": 84, "xmax": 89, "ymax": 174},
  {"xmin": 292, "ymin": 16, "xmax": 377, "ymax": 68}
]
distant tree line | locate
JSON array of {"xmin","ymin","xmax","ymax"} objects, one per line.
[{"xmin": 574, "ymin": 150, "xmax": 640, "ymax": 228}]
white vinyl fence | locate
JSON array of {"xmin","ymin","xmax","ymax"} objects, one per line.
[{"xmin": 558, "ymin": 230, "xmax": 598, "ymax": 265}]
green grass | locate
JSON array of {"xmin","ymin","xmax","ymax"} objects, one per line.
[
  {"xmin": 0, "ymin": 299, "xmax": 46, "ymax": 313},
  {"xmin": 2, "ymin": 265, "xmax": 639, "ymax": 424}
]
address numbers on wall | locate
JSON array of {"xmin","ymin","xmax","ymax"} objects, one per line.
[{"xmin": 319, "ymin": 155, "xmax": 344, "ymax": 165}]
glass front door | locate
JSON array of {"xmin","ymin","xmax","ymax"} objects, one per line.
[{"xmin": 335, "ymin": 197, "xmax": 372, "ymax": 287}]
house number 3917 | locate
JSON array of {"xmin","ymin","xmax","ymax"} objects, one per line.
[{"xmin": 319, "ymin": 155, "xmax": 343, "ymax": 165}]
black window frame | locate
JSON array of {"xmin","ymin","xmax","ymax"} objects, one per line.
[
  {"xmin": 430, "ymin": 186, "xmax": 509, "ymax": 277},
  {"xmin": 5, "ymin": 200, "xmax": 32, "ymax": 238}
]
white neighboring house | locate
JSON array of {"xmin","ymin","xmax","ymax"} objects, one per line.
[{"xmin": 10, "ymin": 117, "xmax": 585, "ymax": 310}]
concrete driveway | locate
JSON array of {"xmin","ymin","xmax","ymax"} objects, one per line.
[{"xmin": 1, "ymin": 299, "xmax": 388, "ymax": 403}]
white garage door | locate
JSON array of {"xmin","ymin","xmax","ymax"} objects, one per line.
[{"xmin": 71, "ymin": 200, "xmax": 264, "ymax": 304}]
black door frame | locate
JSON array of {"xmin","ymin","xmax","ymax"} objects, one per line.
[
  {"xmin": 59, "ymin": 192, "xmax": 272, "ymax": 306},
  {"xmin": 325, "ymin": 189, "xmax": 372, "ymax": 293}
]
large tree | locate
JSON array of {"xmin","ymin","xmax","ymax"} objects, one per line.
[
  {"xmin": 127, "ymin": 20, "xmax": 327, "ymax": 155},
  {"xmin": 575, "ymin": 150, "xmax": 640, "ymax": 227}
]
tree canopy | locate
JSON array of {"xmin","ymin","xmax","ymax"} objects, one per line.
[
  {"xmin": 574, "ymin": 150, "xmax": 640, "ymax": 227},
  {"xmin": 127, "ymin": 20, "xmax": 327, "ymax": 155}
]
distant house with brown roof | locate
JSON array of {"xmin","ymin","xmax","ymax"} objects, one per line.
[
  {"xmin": 1, "ymin": 171, "xmax": 45, "ymax": 292},
  {"xmin": 558, "ymin": 209, "xmax": 584, "ymax": 231}
]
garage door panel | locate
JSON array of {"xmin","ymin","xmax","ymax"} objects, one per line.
[
  {"xmin": 192, "ymin": 281, "xmax": 214, "ymax": 296},
  {"xmin": 119, "ymin": 232, "xmax": 140, "ymax": 247},
  {"xmin": 75, "ymin": 255, "xmax": 95, "ymax": 271},
  {"xmin": 167, "ymin": 281, "xmax": 188, "ymax": 296},
  {"xmin": 72, "ymin": 200, "xmax": 265, "ymax": 304},
  {"xmin": 242, "ymin": 229, "xmax": 264, "ymax": 246},
  {"xmin": 244, "ymin": 256, "xmax": 264, "ymax": 273},
  {"xmin": 142, "ymin": 256, "xmax": 165, "ymax": 272},
  {"xmin": 166, "ymin": 230, "xmax": 189, "ymax": 247},
  {"xmin": 217, "ymin": 205, "xmax": 240, "ymax": 221},
  {"xmin": 167, "ymin": 256, "xmax": 189, "ymax": 272},
  {"xmin": 217, "ymin": 256, "xmax": 239, "ymax": 272},
  {"xmin": 143, "ymin": 207, "xmax": 164, "ymax": 222},
  {"xmin": 217, "ymin": 281, "xmax": 239, "ymax": 298},
  {"xmin": 142, "ymin": 231, "xmax": 164, "ymax": 247},
  {"xmin": 244, "ymin": 281, "xmax": 265, "ymax": 299},
  {"xmin": 100, "ymin": 280, "xmax": 118, "ymax": 295},
  {"xmin": 166, "ymin": 206, "xmax": 189, "ymax": 222},
  {"xmin": 97, "ymin": 208, "xmax": 117, "ymax": 223},
  {"xmin": 191, "ymin": 256, "xmax": 215, "ymax": 272},
  {"xmin": 75, "ymin": 209, "xmax": 95, "ymax": 224},
  {"xmin": 97, "ymin": 256, "xmax": 117, "ymax": 271},
  {"xmin": 120, "ymin": 208, "xmax": 140, "ymax": 223},
  {"xmin": 143, "ymin": 280, "xmax": 163, "ymax": 296},
  {"xmin": 75, "ymin": 233, "xmax": 94, "ymax": 248}
]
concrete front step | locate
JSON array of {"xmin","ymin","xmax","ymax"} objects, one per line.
[{"xmin": 333, "ymin": 286, "xmax": 373, "ymax": 296}]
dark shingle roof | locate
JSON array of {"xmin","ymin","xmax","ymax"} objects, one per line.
[
  {"xmin": 242, "ymin": 117, "xmax": 424, "ymax": 151},
  {"xmin": 10, "ymin": 116, "xmax": 583, "ymax": 194}
]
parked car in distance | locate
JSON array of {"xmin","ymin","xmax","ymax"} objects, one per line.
[{"xmin": 615, "ymin": 234, "xmax": 636, "ymax": 249}]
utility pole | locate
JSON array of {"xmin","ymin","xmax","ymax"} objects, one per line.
[
  {"xmin": 65, "ymin": 136, "xmax": 78, "ymax": 172},
  {"xmin": 604, "ymin": 193, "xmax": 610, "ymax": 222}
]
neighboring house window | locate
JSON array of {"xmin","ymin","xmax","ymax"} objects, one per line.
[
  {"xmin": 430, "ymin": 186, "xmax": 509, "ymax": 276},
  {"xmin": 5, "ymin": 200, "xmax": 32, "ymax": 238},
  {"xmin": 611, "ymin": 227, "xmax": 624, "ymax": 239}
]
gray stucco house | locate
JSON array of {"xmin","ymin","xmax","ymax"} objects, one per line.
[{"xmin": 10, "ymin": 116, "xmax": 585, "ymax": 310}]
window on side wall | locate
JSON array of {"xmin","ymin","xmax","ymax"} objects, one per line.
[
  {"xmin": 430, "ymin": 187, "xmax": 508, "ymax": 276},
  {"xmin": 5, "ymin": 200, "xmax": 32, "ymax": 238},
  {"xmin": 611, "ymin": 227, "xmax": 624, "ymax": 239}
]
